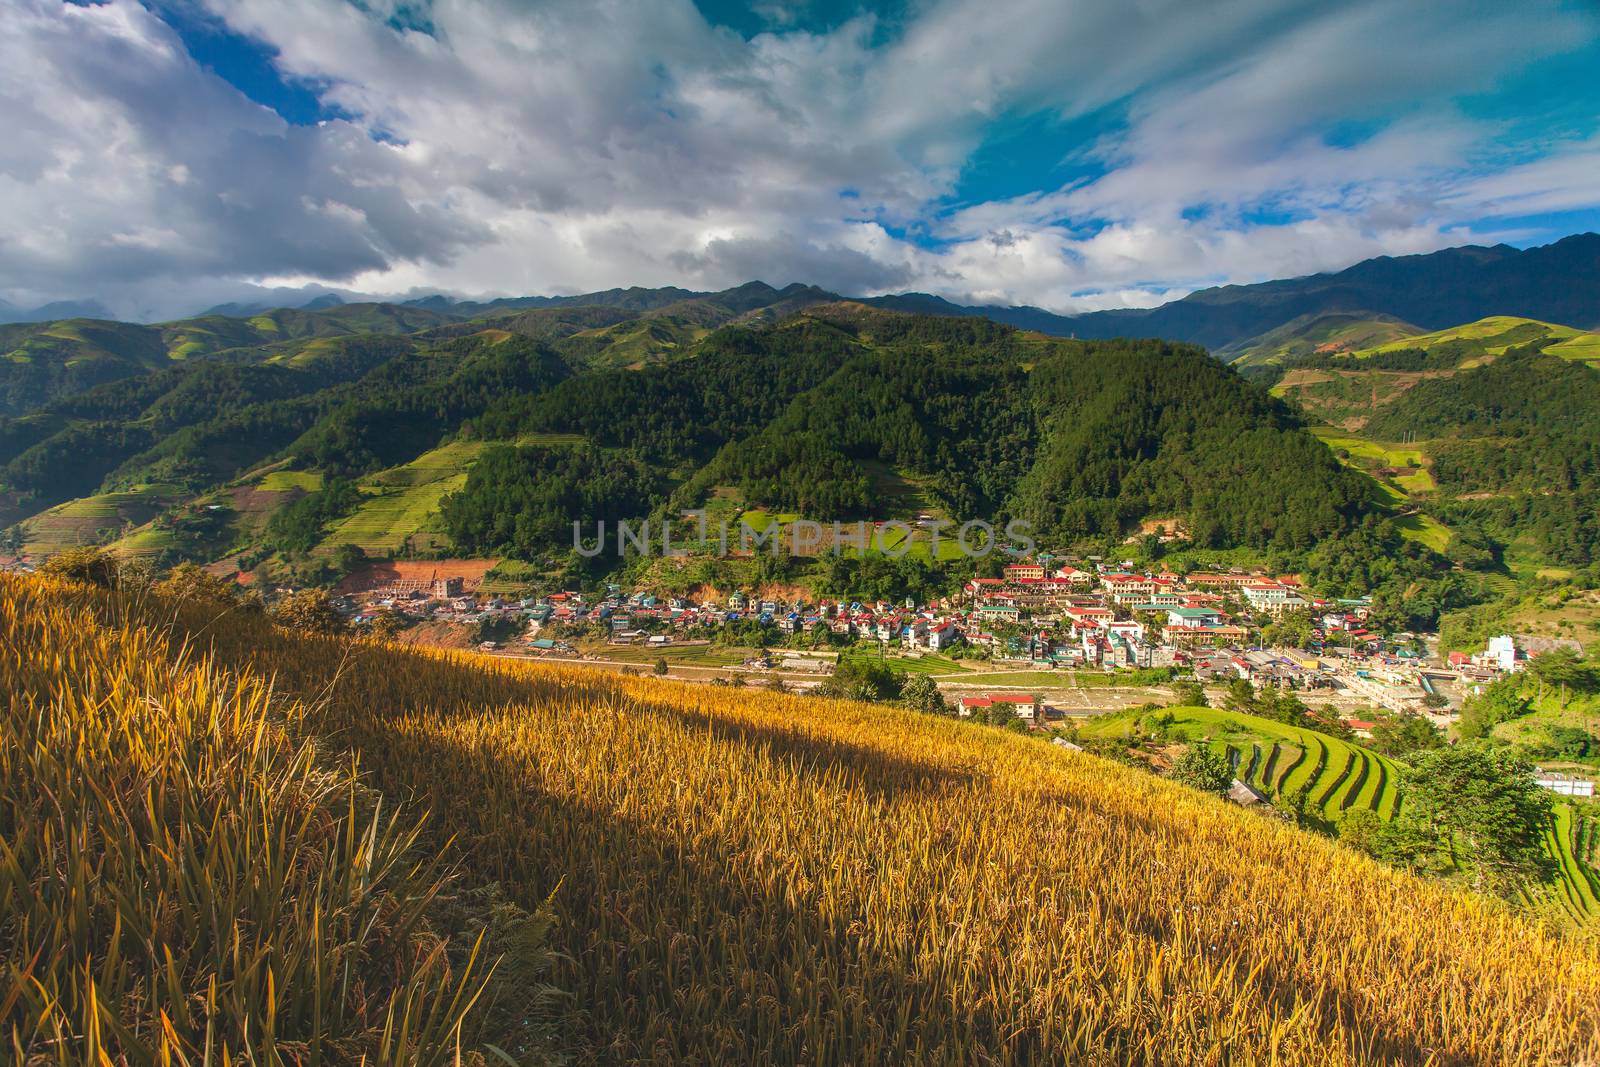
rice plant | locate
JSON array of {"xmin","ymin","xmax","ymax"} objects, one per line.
[
  {"xmin": 0, "ymin": 578, "xmax": 554, "ymax": 1065},
  {"xmin": 7, "ymin": 573, "xmax": 1600, "ymax": 1065}
]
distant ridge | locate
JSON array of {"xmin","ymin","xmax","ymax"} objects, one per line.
[
  {"xmin": 8, "ymin": 232, "xmax": 1598, "ymax": 354},
  {"xmin": 866, "ymin": 233, "xmax": 1600, "ymax": 351}
]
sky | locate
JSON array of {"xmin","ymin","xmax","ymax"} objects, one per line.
[{"xmin": 3, "ymin": 0, "xmax": 1600, "ymax": 320}]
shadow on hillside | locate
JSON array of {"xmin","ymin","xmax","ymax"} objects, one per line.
[
  {"xmin": 375, "ymin": 723, "xmax": 1468, "ymax": 1067},
  {"xmin": 640, "ymin": 696, "xmax": 979, "ymax": 799}
]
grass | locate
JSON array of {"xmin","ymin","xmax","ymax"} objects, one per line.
[
  {"xmin": 1395, "ymin": 512, "xmax": 1453, "ymax": 552},
  {"xmin": 14, "ymin": 575, "xmax": 1600, "ymax": 1064},
  {"xmin": 580, "ymin": 643, "xmax": 752, "ymax": 667},
  {"xmin": 255, "ymin": 469, "xmax": 324, "ymax": 492},
  {"xmin": 839, "ymin": 650, "xmax": 971, "ymax": 675},
  {"xmin": 951, "ymin": 670, "xmax": 1132, "ymax": 687},
  {"xmin": 1312, "ymin": 429, "xmax": 1426, "ymax": 466},
  {"xmin": 1310, "ymin": 427, "xmax": 1441, "ymax": 517}
]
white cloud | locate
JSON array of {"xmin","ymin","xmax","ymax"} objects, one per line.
[{"xmin": 0, "ymin": 0, "xmax": 1596, "ymax": 319}]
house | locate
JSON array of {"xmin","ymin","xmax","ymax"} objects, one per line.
[
  {"xmin": 1485, "ymin": 634, "xmax": 1520, "ymax": 672},
  {"xmin": 958, "ymin": 693, "xmax": 1041, "ymax": 724},
  {"xmin": 1228, "ymin": 779, "xmax": 1269, "ymax": 806},
  {"xmin": 1186, "ymin": 572, "xmax": 1249, "ymax": 589},
  {"xmin": 976, "ymin": 604, "xmax": 1021, "ymax": 624},
  {"xmin": 1534, "ymin": 771, "xmax": 1595, "ymax": 798},
  {"xmin": 1003, "ymin": 562, "xmax": 1046, "ymax": 582},
  {"xmin": 1241, "ymin": 582, "xmax": 1293, "ymax": 611},
  {"xmin": 928, "ymin": 620, "xmax": 963, "ymax": 651},
  {"xmin": 1167, "ymin": 606, "xmax": 1224, "ymax": 629},
  {"xmin": 1101, "ymin": 573, "xmax": 1157, "ymax": 601}
]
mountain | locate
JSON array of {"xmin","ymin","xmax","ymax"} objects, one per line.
[
  {"xmin": 0, "ymin": 297, "xmax": 115, "ymax": 324},
  {"xmin": 1061, "ymin": 233, "xmax": 1600, "ymax": 350},
  {"xmin": 1264, "ymin": 315, "xmax": 1600, "ymax": 425},
  {"xmin": 1217, "ymin": 312, "xmax": 1425, "ymax": 366},
  {"xmin": 863, "ymin": 234, "xmax": 1600, "ymax": 356},
  {"xmin": 0, "ymin": 283, "xmax": 846, "ymax": 419},
  {"xmin": 2, "ymin": 304, "xmax": 1391, "ymax": 603},
  {"xmin": 0, "ymin": 305, "xmax": 460, "ymax": 418}
]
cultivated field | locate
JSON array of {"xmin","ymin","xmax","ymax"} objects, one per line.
[
  {"xmin": 1080, "ymin": 707, "xmax": 1406, "ymax": 819},
  {"xmin": 6, "ymin": 575, "xmax": 1600, "ymax": 1065},
  {"xmin": 1081, "ymin": 706, "xmax": 1600, "ymax": 921}
]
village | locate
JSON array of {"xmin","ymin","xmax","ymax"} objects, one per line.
[{"xmin": 322, "ymin": 555, "xmax": 1573, "ymax": 745}]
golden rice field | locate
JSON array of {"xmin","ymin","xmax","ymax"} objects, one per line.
[{"xmin": 5, "ymin": 573, "xmax": 1600, "ymax": 1065}]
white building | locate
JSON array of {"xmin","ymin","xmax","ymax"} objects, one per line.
[
  {"xmin": 1487, "ymin": 634, "xmax": 1519, "ymax": 672},
  {"xmin": 1534, "ymin": 771, "xmax": 1595, "ymax": 798}
]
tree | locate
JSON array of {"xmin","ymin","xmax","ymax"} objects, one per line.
[
  {"xmin": 40, "ymin": 546, "xmax": 119, "ymax": 587},
  {"xmin": 900, "ymin": 673, "xmax": 949, "ymax": 715},
  {"xmin": 1254, "ymin": 686, "xmax": 1309, "ymax": 727},
  {"xmin": 1337, "ymin": 807, "xmax": 1435, "ymax": 867},
  {"xmin": 367, "ymin": 610, "xmax": 407, "ymax": 640},
  {"xmin": 1401, "ymin": 745, "xmax": 1555, "ymax": 897},
  {"xmin": 1263, "ymin": 610, "xmax": 1314, "ymax": 649},
  {"xmin": 153, "ymin": 562, "xmax": 238, "ymax": 606},
  {"xmin": 1367, "ymin": 712, "xmax": 1444, "ymax": 758},
  {"xmin": 653, "ymin": 657, "xmax": 669, "ymax": 676},
  {"xmin": 817, "ymin": 659, "xmax": 904, "ymax": 704},
  {"xmin": 271, "ymin": 589, "xmax": 345, "ymax": 635},
  {"xmin": 1456, "ymin": 677, "xmax": 1529, "ymax": 739},
  {"xmin": 333, "ymin": 542, "xmax": 368, "ymax": 577},
  {"xmin": 1223, "ymin": 678, "xmax": 1257, "ymax": 713},
  {"xmin": 1527, "ymin": 647, "xmax": 1597, "ymax": 705},
  {"xmin": 1167, "ymin": 744, "xmax": 1233, "ymax": 798},
  {"xmin": 1169, "ymin": 680, "xmax": 1207, "ymax": 707}
]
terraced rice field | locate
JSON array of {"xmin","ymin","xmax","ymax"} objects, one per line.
[
  {"xmin": 254, "ymin": 469, "xmax": 324, "ymax": 492},
  {"xmin": 320, "ymin": 478, "xmax": 464, "ymax": 553},
  {"xmin": 1395, "ymin": 512, "xmax": 1452, "ymax": 552},
  {"xmin": 1082, "ymin": 707, "xmax": 1407, "ymax": 823},
  {"xmin": 1544, "ymin": 805, "xmax": 1600, "ymax": 922},
  {"xmin": 316, "ymin": 440, "xmax": 488, "ymax": 553},
  {"xmin": 1357, "ymin": 316, "xmax": 1592, "ymax": 361},
  {"xmin": 1083, "ymin": 707, "xmax": 1600, "ymax": 917},
  {"xmin": 1546, "ymin": 332, "xmax": 1600, "ymax": 364},
  {"xmin": 18, "ymin": 485, "xmax": 183, "ymax": 554}
]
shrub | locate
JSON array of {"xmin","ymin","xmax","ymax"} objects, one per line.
[{"xmin": 39, "ymin": 545, "xmax": 119, "ymax": 587}]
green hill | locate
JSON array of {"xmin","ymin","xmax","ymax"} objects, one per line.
[
  {"xmin": 2, "ymin": 302, "xmax": 1406, "ymax": 607},
  {"xmin": 0, "ymin": 304, "xmax": 459, "ymax": 418},
  {"xmin": 1353, "ymin": 315, "xmax": 1600, "ymax": 366},
  {"xmin": 1222, "ymin": 312, "xmax": 1424, "ymax": 367}
]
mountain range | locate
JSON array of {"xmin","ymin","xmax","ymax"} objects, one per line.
[
  {"xmin": 7, "ymin": 233, "xmax": 1598, "ymax": 350},
  {"xmin": 5, "ymin": 232, "xmax": 1600, "ymax": 638}
]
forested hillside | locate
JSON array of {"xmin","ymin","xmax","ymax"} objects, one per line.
[{"xmin": 2, "ymin": 294, "xmax": 1406, "ymax": 597}]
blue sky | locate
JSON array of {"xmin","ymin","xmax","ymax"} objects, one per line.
[{"xmin": 4, "ymin": 0, "xmax": 1600, "ymax": 319}]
